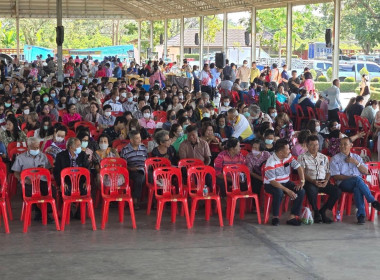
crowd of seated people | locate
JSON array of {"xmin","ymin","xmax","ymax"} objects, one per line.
[{"xmin": 1, "ymin": 55, "xmax": 380, "ymax": 230}]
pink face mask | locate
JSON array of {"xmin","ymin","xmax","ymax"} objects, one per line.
[{"xmin": 252, "ymin": 150, "xmax": 261, "ymax": 156}]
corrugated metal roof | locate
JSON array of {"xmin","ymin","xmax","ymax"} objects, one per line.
[{"xmin": 0, "ymin": 0, "xmax": 331, "ymax": 20}]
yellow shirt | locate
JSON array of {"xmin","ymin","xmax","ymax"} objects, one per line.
[{"xmin": 250, "ymin": 68, "xmax": 261, "ymax": 83}]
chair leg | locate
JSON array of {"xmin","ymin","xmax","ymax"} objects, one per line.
[
  {"xmin": 88, "ymin": 201, "xmax": 97, "ymax": 231},
  {"xmin": 229, "ymin": 198, "xmax": 237, "ymax": 226},
  {"xmin": 156, "ymin": 200, "xmax": 164, "ymax": 230},
  {"xmin": 81, "ymin": 202, "xmax": 86, "ymax": 224},
  {"xmin": 182, "ymin": 199, "xmax": 191, "ymax": 229},
  {"xmin": 23, "ymin": 203, "xmax": 31, "ymax": 233},
  {"xmin": 339, "ymin": 194, "xmax": 346, "ymax": 222},
  {"xmin": 171, "ymin": 201, "xmax": 177, "ymax": 223},
  {"xmin": 119, "ymin": 201, "xmax": 125, "ymax": 223},
  {"xmin": 41, "ymin": 203, "xmax": 47, "ymax": 226},
  {"xmin": 146, "ymin": 188, "xmax": 153, "ymax": 215},
  {"xmin": 6, "ymin": 196, "xmax": 13, "ymax": 221},
  {"xmin": 101, "ymin": 201, "xmax": 109, "ymax": 230},
  {"xmin": 216, "ymin": 198, "xmax": 224, "ymax": 227},
  {"xmin": 346, "ymin": 194, "xmax": 353, "ymax": 215},
  {"xmin": 65, "ymin": 202, "xmax": 71, "ymax": 225},
  {"xmin": 190, "ymin": 199, "xmax": 198, "ymax": 227},
  {"xmin": 61, "ymin": 202, "xmax": 68, "ymax": 231},
  {"xmin": 239, "ymin": 198, "xmax": 246, "ymax": 220},
  {"xmin": 1, "ymin": 203, "xmax": 10, "ymax": 233},
  {"xmin": 264, "ymin": 196, "xmax": 271, "ymax": 224},
  {"xmin": 20, "ymin": 201, "xmax": 25, "ymax": 221},
  {"xmin": 50, "ymin": 201, "xmax": 60, "ymax": 231},
  {"xmin": 205, "ymin": 199, "xmax": 211, "ymax": 221},
  {"xmin": 254, "ymin": 196, "xmax": 262, "ymax": 224},
  {"xmin": 226, "ymin": 197, "xmax": 231, "ymax": 220},
  {"xmin": 128, "ymin": 200, "xmax": 137, "ymax": 229}
]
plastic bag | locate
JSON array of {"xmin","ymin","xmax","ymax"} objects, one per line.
[{"xmin": 300, "ymin": 207, "xmax": 314, "ymax": 225}]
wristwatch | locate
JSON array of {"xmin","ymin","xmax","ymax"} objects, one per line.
[
  {"xmin": 357, "ymin": 162, "xmax": 361, "ymax": 168},
  {"xmin": 300, "ymin": 179, "xmax": 305, "ymax": 183}
]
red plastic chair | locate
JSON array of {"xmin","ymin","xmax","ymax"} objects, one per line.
[
  {"xmin": 7, "ymin": 141, "xmax": 26, "ymax": 158},
  {"xmin": 0, "ymin": 161, "xmax": 12, "ymax": 221},
  {"xmin": 26, "ymin": 130, "xmax": 35, "ymax": 137},
  {"xmin": 210, "ymin": 142, "xmax": 222, "ymax": 154},
  {"xmin": 283, "ymin": 103, "xmax": 295, "ymax": 123},
  {"xmin": 145, "ymin": 157, "xmax": 171, "ymax": 215},
  {"xmin": 111, "ymin": 111, "xmax": 123, "ymax": 117},
  {"xmin": 307, "ymin": 107, "xmax": 316, "ymax": 120},
  {"xmin": 21, "ymin": 123, "xmax": 27, "ymax": 131},
  {"xmin": 152, "ymin": 111, "xmax": 167, "ymax": 122},
  {"xmin": 187, "ymin": 166, "xmax": 223, "ymax": 227},
  {"xmin": 58, "ymin": 109, "xmax": 67, "ymax": 118},
  {"xmin": 363, "ymin": 162, "xmax": 380, "ymax": 221},
  {"xmin": 74, "ymin": 121, "xmax": 97, "ymax": 132},
  {"xmin": 60, "ymin": 167, "xmax": 96, "ymax": 231},
  {"xmin": 153, "ymin": 167, "xmax": 191, "ymax": 230},
  {"xmin": 112, "ymin": 139, "xmax": 130, "ymax": 149},
  {"xmin": 315, "ymin": 108, "xmax": 327, "ymax": 122},
  {"xmin": 338, "ymin": 112, "xmax": 356, "ymax": 134},
  {"xmin": 0, "ymin": 169, "xmax": 10, "ymax": 233},
  {"xmin": 100, "ymin": 158, "xmax": 127, "ymax": 168},
  {"xmin": 240, "ymin": 150, "xmax": 249, "ymax": 157},
  {"xmin": 350, "ymin": 147, "xmax": 372, "ymax": 159},
  {"xmin": 64, "ymin": 129, "xmax": 76, "ymax": 140},
  {"xmin": 223, "ymin": 164, "xmax": 261, "ymax": 226},
  {"xmin": 20, "ymin": 168, "xmax": 60, "ymax": 233},
  {"xmin": 295, "ymin": 105, "xmax": 308, "ymax": 130},
  {"xmin": 355, "ymin": 116, "xmax": 372, "ymax": 146},
  {"xmin": 8, "ymin": 147, "xmax": 28, "ymax": 162},
  {"xmin": 240, "ymin": 143, "xmax": 252, "ymax": 151},
  {"xmin": 100, "ymin": 166, "xmax": 136, "ymax": 229}
]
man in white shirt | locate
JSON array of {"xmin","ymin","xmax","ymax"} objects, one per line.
[{"xmin": 104, "ymin": 90, "xmax": 124, "ymax": 112}]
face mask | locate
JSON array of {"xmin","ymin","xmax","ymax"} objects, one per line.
[
  {"xmin": 115, "ymin": 96, "xmax": 120, "ymax": 101},
  {"xmin": 29, "ymin": 149, "xmax": 40, "ymax": 156},
  {"xmin": 75, "ymin": 147, "xmax": 82, "ymax": 155},
  {"xmin": 104, "ymin": 111, "xmax": 112, "ymax": 117},
  {"xmin": 335, "ymin": 124, "xmax": 341, "ymax": 130},
  {"xmin": 271, "ymin": 112, "xmax": 277, "ymax": 118},
  {"xmin": 178, "ymin": 132, "xmax": 184, "ymax": 137},
  {"xmin": 171, "ymin": 115, "xmax": 176, "ymax": 120},
  {"xmin": 315, "ymin": 126, "xmax": 321, "ymax": 133},
  {"xmin": 143, "ymin": 113, "xmax": 151, "ymax": 119},
  {"xmin": 81, "ymin": 80, "xmax": 85, "ymax": 84},
  {"xmin": 179, "ymin": 95, "xmax": 183, "ymax": 100},
  {"xmin": 43, "ymin": 97, "xmax": 49, "ymax": 102},
  {"xmin": 219, "ymin": 124, "xmax": 225, "ymax": 128},
  {"xmin": 36, "ymin": 87, "xmax": 41, "ymax": 91},
  {"xmin": 252, "ymin": 150, "xmax": 261, "ymax": 156},
  {"xmin": 244, "ymin": 112, "xmax": 250, "ymax": 118},
  {"xmin": 55, "ymin": 136, "xmax": 64, "ymax": 143},
  {"xmin": 203, "ymin": 113, "xmax": 210, "ymax": 118},
  {"xmin": 43, "ymin": 125, "xmax": 49, "ymax": 130},
  {"xmin": 198, "ymin": 104, "xmax": 204, "ymax": 109},
  {"xmin": 99, "ymin": 143, "xmax": 108, "ymax": 150},
  {"xmin": 282, "ymin": 124, "xmax": 287, "ymax": 128},
  {"xmin": 243, "ymin": 63, "xmax": 248, "ymax": 66},
  {"xmin": 24, "ymin": 109, "xmax": 30, "ymax": 115},
  {"xmin": 121, "ymin": 93, "xmax": 127, "ymax": 98},
  {"xmin": 51, "ymin": 93, "xmax": 56, "ymax": 98},
  {"xmin": 81, "ymin": 141, "xmax": 88, "ymax": 148},
  {"xmin": 145, "ymin": 96, "xmax": 149, "ymax": 101},
  {"xmin": 183, "ymin": 124, "xmax": 188, "ymax": 131},
  {"xmin": 265, "ymin": 139, "xmax": 274, "ymax": 145},
  {"xmin": 4, "ymin": 103, "xmax": 11, "ymax": 108},
  {"xmin": 127, "ymin": 97, "xmax": 133, "ymax": 102},
  {"xmin": 130, "ymin": 127, "xmax": 136, "ymax": 131},
  {"xmin": 224, "ymin": 102, "xmax": 230, "ymax": 107}
]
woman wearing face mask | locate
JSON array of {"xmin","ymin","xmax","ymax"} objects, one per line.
[
  {"xmin": 263, "ymin": 129, "xmax": 275, "ymax": 153},
  {"xmin": 291, "ymin": 129, "xmax": 311, "ymax": 157},
  {"xmin": 274, "ymin": 112, "xmax": 294, "ymax": 145},
  {"xmin": 56, "ymin": 95, "xmax": 68, "ymax": 111},
  {"xmin": 94, "ymin": 134, "xmax": 119, "ymax": 161},
  {"xmin": 43, "ymin": 124, "xmax": 68, "ymax": 158},
  {"xmin": 138, "ymin": 105, "xmax": 156, "ymax": 130},
  {"xmin": 84, "ymin": 102, "xmax": 101, "ymax": 125},
  {"xmin": 246, "ymin": 139, "xmax": 271, "ymax": 195},
  {"xmin": 306, "ymin": 119, "xmax": 324, "ymax": 151},
  {"xmin": 3, "ymin": 97, "xmax": 13, "ymax": 113},
  {"xmin": 0, "ymin": 115, "xmax": 27, "ymax": 147},
  {"xmin": 36, "ymin": 93, "xmax": 50, "ymax": 114},
  {"xmin": 49, "ymin": 88, "xmax": 59, "ymax": 105},
  {"xmin": 17, "ymin": 104, "xmax": 31, "ymax": 124},
  {"xmin": 77, "ymin": 131, "xmax": 95, "ymax": 167},
  {"xmin": 169, "ymin": 123, "xmax": 187, "ymax": 152},
  {"xmin": 298, "ymin": 88, "xmax": 315, "ymax": 116},
  {"xmin": 162, "ymin": 110, "xmax": 177, "ymax": 131},
  {"xmin": 39, "ymin": 103, "xmax": 57, "ymax": 123},
  {"xmin": 34, "ymin": 116, "xmax": 54, "ymax": 142},
  {"xmin": 215, "ymin": 114, "xmax": 233, "ymax": 140},
  {"xmin": 151, "ymin": 130, "xmax": 178, "ymax": 166}
]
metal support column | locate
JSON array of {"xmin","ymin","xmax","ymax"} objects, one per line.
[
  {"xmin": 251, "ymin": 7, "xmax": 256, "ymax": 64},
  {"xmin": 56, "ymin": 0, "xmax": 63, "ymax": 82},
  {"xmin": 223, "ymin": 12, "xmax": 228, "ymax": 56},
  {"xmin": 16, "ymin": 0, "xmax": 20, "ymax": 59},
  {"xmin": 164, "ymin": 18, "xmax": 168, "ymax": 60},
  {"xmin": 332, "ymin": 0, "xmax": 341, "ymax": 80},
  {"xmin": 286, "ymin": 3, "xmax": 293, "ymax": 69},
  {"xmin": 199, "ymin": 16, "xmax": 204, "ymax": 68},
  {"xmin": 137, "ymin": 20, "xmax": 141, "ymax": 64},
  {"xmin": 180, "ymin": 16, "xmax": 184, "ymax": 64}
]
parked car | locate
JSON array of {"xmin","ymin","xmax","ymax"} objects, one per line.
[{"xmin": 338, "ymin": 61, "xmax": 380, "ymax": 81}]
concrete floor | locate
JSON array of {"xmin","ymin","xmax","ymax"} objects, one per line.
[{"xmin": 0, "ymin": 198, "xmax": 379, "ymax": 280}]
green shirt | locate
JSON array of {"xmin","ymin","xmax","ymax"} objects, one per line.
[
  {"xmin": 172, "ymin": 134, "xmax": 187, "ymax": 152},
  {"xmin": 259, "ymin": 90, "xmax": 276, "ymax": 114}
]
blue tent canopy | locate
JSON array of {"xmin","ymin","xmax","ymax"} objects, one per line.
[
  {"xmin": 23, "ymin": 45, "xmax": 54, "ymax": 62},
  {"xmin": 69, "ymin": 45, "xmax": 134, "ymax": 60}
]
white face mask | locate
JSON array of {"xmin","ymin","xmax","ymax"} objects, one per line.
[
  {"xmin": 143, "ymin": 113, "xmax": 151, "ymax": 119},
  {"xmin": 55, "ymin": 136, "xmax": 64, "ymax": 143},
  {"xmin": 315, "ymin": 126, "xmax": 321, "ymax": 133},
  {"xmin": 121, "ymin": 92, "xmax": 127, "ymax": 98},
  {"xmin": 104, "ymin": 111, "xmax": 112, "ymax": 117},
  {"xmin": 99, "ymin": 143, "xmax": 108, "ymax": 151},
  {"xmin": 24, "ymin": 109, "xmax": 30, "ymax": 115},
  {"xmin": 115, "ymin": 96, "xmax": 120, "ymax": 101},
  {"xmin": 145, "ymin": 96, "xmax": 150, "ymax": 101}
]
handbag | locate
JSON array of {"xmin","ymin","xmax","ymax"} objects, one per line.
[{"xmin": 300, "ymin": 206, "xmax": 314, "ymax": 225}]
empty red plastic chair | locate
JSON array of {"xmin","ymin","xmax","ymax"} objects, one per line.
[
  {"xmin": 8, "ymin": 147, "xmax": 28, "ymax": 162},
  {"xmin": 283, "ymin": 103, "xmax": 295, "ymax": 123},
  {"xmin": 100, "ymin": 166, "xmax": 136, "ymax": 229},
  {"xmin": 187, "ymin": 166, "xmax": 223, "ymax": 227},
  {"xmin": 7, "ymin": 141, "xmax": 26, "ymax": 158},
  {"xmin": 144, "ymin": 157, "xmax": 171, "ymax": 215},
  {"xmin": 100, "ymin": 158, "xmax": 127, "ymax": 168},
  {"xmin": 153, "ymin": 167, "xmax": 191, "ymax": 230},
  {"xmin": 307, "ymin": 107, "xmax": 316, "ymax": 120},
  {"xmin": 364, "ymin": 162, "xmax": 380, "ymax": 221},
  {"xmin": 0, "ymin": 161, "xmax": 12, "ymax": 221},
  {"xmin": 0, "ymin": 169, "xmax": 10, "ymax": 233},
  {"xmin": 295, "ymin": 105, "xmax": 308, "ymax": 130},
  {"xmin": 223, "ymin": 164, "xmax": 261, "ymax": 226},
  {"xmin": 350, "ymin": 147, "xmax": 372, "ymax": 159},
  {"xmin": 338, "ymin": 112, "xmax": 356, "ymax": 134},
  {"xmin": 60, "ymin": 167, "xmax": 96, "ymax": 231},
  {"xmin": 20, "ymin": 168, "xmax": 60, "ymax": 233},
  {"xmin": 315, "ymin": 108, "xmax": 327, "ymax": 122}
]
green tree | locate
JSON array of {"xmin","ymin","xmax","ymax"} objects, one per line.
[{"xmin": 204, "ymin": 16, "xmax": 222, "ymax": 58}]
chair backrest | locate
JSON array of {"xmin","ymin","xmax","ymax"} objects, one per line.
[
  {"xmin": 360, "ymin": 117, "xmax": 371, "ymax": 133},
  {"xmin": 307, "ymin": 107, "xmax": 316, "ymax": 119},
  {"xmin": 74, "ymin": 121, "xmax": 96, "ymax": 131},
  {"xmin": 0, "ymin": 168, "xmax": 7, "ymax": 199},
  {"xmin": 187, "ymin": 165, "xmax": 216, "ymax": 196},
  {"xmin": 354, "ymin": 115, "xmax": 363, "ymax": 129},
  {"xmin": 26, "ymin": 130, "xmax": 35, "ymax": 137},
  {"xmin": 65, "ymin": 130, "xmax": 76, "ymax": 140},
  {"xmin": 240, "ymin": 143, "xmax": 252, "ymax": 151},
  {"xmin": 153, "ymin": 167, "xmax": 183, "ymax": 198},
  {"xmin": 209, "ymin": 142, "xmax": 221, "ymax": 153},
  {"xmin": 152, "ymin": 111, "xmax": 167, "ymax": 122},
  {"xmin": 338, "ymin": 112, "xmax": 349, "ymax": 129},
  {"xmin": 21, "ymin": 168, "xmax": 52, "ymax": 199},
  {"xmin": 7, "ymin": 141, "xmax": 26, "ymax": 156},
  {"xmin": 45, "ymin": 153, "xmax": 55, "ymax": 167},
  {"xmin": 222, "ymin": 164, "xmax": 251, "ymax": 195},
  {"xmin": 365, "ymin": 162, "xmax": 380, "ymax": 190},
  {"xmin": 315, "ymin": 108, "xmax": 327, "ymax": 122},
  {"xmin": 100, "ymin": 157, "xmax": 127, "ymax": 168},
  {"xmin": 8, "ymin": 147, "xmax": 28, "ymax": 162},
  {"xmin": 240, "ymin": 150, "xmax": 249, "ymax": 156},
  {"xmin": 100, "ymin": 166, "xmax": 130, "ymax": 196},
  {"xmin": 145, "ymin": 157, "xmax": 171, "ymax": 184},
  {"xmin": 58, "ymin": 109, "xmax": 67, "ymax": 117},
  {"xmin": 178, "ymin": 158, "xmax": 204, "ymax": 169},
  {"xmin": 112, "ymin": 139, "xmax": 130, "ymax": 149},
  {"xmin": 60, "ymin": 167, "xmax": 91, "ymax": 198},
  {"xmin": 351, "ymin": 147, "xmax": 372, "ymax": 158},
  {"xmin": 295, "ymin": 105, "xmax": 304, "ymax": 117}
]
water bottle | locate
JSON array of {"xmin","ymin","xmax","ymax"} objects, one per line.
[
  {"xmin": 336, "ymin": 210, "xmax": 341, "ymax": 222},
  {"xmin": 203, "ymin": 185, "xmax": 208, "ymax": 197},
  {"xmin": 369, "ymin": 139, "xmax": 374, "ymax": 150}
]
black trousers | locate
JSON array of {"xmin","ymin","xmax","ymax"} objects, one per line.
[
  {"xmin": 129, "ymin": 170, "xmax": 145, "ymax": 199},
  {"xmin": 303, "ymin": 181, "xmax": 341, "ymax": 212},
  {"xmin": 328, "ymin": 108, "xmax": 339, "ymax": 123}
]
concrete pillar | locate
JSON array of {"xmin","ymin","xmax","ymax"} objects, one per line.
[
  {"xmin": 286, "ymin": 3, "xmax": 293, "ymax": 69},
  {"xmin": 137, "ymin": 20, "xmax": 141, "ymax": 64},
  {"xmin": 332, "ymin": 0, "xmax": 341, "ymax": 80},
  {"xmin": 164, "ymin": 18, "xmax": 168, "ymax": 60},
  {"xmin": 223, "ymin": 12, "xmax": 228, "ymax": 56},
  {"xmin": 251, "ymin": 7, "xmax": 256, "ymax": 64},
  {"xmin": 199, "ymin": 16, "xmax": 204, "ymax": 68},
  {"xmin": 180, "ymin": 16, "xmax": 184, "ymax": 64},
  {"xmin": 56, "ymin": 0, "xmax": 63, "ymax": 82},
  {"xmin": 150, "ymin": 20, "xmax": 154, "ymax": 50},
  {"xmin": 16, "ymin": 0, "xmax": 20, "ymax": 59}
]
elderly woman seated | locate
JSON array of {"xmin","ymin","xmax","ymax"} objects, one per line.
[{"xmin": 151, "ymin": 130, "xmax": 178, "ymax": 166}]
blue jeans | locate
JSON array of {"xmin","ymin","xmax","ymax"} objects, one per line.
[
  {"xmin": 339, "ymin": 176, "xmax": 375, "ymax": 217},
  {"xmin": 240, "ymin": 82, "xmax": 248, "ymax": 90}
]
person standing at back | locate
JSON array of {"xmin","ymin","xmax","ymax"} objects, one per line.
[
  {"xmin": 237, "ymin": 60, "xmax": 250, "ymax": 90},
  {"xmin": 320, "ymin": 79, "xmax": 343, "ymax": 122}
]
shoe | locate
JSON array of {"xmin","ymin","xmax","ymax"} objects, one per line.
[
  {"xmin": 314, "ymin": 212, "xmax": 323, "ymax": 224},
  {"xmin": 286, "ymin": 218, "xmax": 302, "ymax": 226},
  {"xmin": 371, "ymin": 201, "xmax": 380, "ymax": 211},
  {"xmin": 320, "ymin": 210, "xmax": 333, "ymax": 224},
  {"xmin": 357, "ymin": 215, "xmax": 365, "ymax": 225},
  {"xmin": 272, "ymin": 217, "xmax": 280, "ymax": 226}
]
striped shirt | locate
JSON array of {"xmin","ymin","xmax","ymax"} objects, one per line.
[
  {"xmin": 214, "ymin": 150, "xmax": 246, "ymax": 176},
  {"xmin": 298, "ymin": 152, "xmax": 329, "ymax": 181},
  {"xmin": 120, "ymin": 143, "xmax": 147, "ymax": 170},
  {"xmin": 264, "ymin": 153, "xmax": 300, "ymax": 184}
]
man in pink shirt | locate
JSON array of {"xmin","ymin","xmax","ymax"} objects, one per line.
[{"xmin": 138, "ymin": 106, "xmax": 156, "ymax": 129}]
